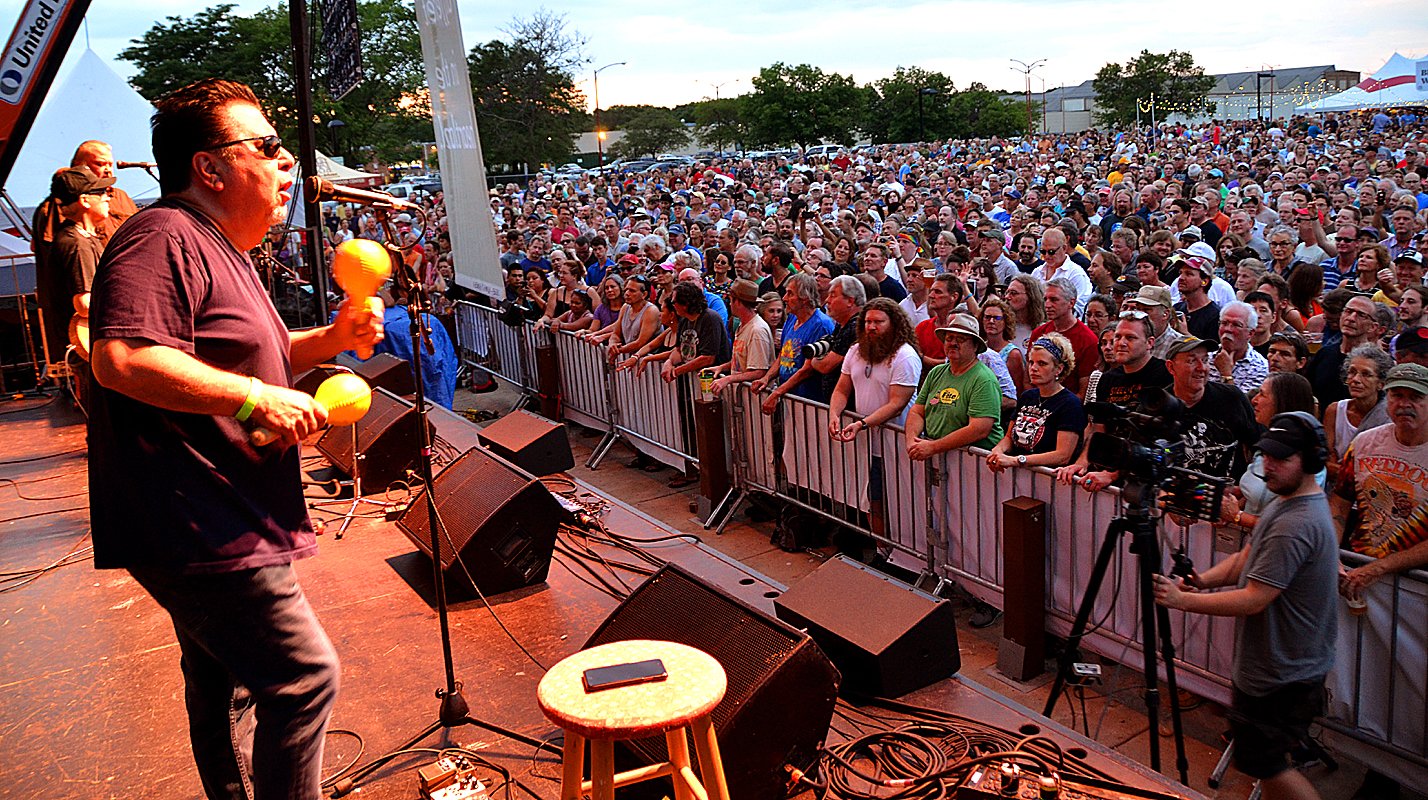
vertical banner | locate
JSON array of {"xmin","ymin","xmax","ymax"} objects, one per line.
[
  {"xmin": 0, "ymin": 0, "xmax": 92, "ymax": 189},
  {"xmin": 413, "ymin": 0, "xmax": 502, "ymax": 298}
]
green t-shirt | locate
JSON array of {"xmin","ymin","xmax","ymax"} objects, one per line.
[{"xmin": 914, "ymin": 360, "xmax": 1004, "ymax": 449}]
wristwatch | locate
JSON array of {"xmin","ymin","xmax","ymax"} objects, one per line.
[{"xmin": 1017, "ymin": 455, "xmax": 1028, "ymax": 466}]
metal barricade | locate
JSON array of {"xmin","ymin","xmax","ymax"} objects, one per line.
[
  {"xmin": 1323, "ymin": 553, "xmax": 1428, "ymax": 774},
  {"xmin": 923, "ymin": 447, "xmax": 1237, "ymax": 703},
  {"xmin": 551, "ymin": 329, "xmax": 613, "ymax": 430},
  {"xmin": 715, "ymin": 385, "xmax": 930, "ymax": 572},
  {"xmin": 605, "ymin": 358, "xmax": 699, "ymax": 472},
  {"xmin": 454, "ymin": 301, "xmax": 533, "ymax": 392}
]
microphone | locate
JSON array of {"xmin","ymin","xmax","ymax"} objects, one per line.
[
  {"xmin": 331, "ymin": 238, "xmax": 392, "ymax": 359},
  {"xmin": 304, "ymin": 175, "xmax": 418, "ymax": 210},
  {"xmin": 116, "ymin": 160, "xmax": 156, "ymax": 169},
  {"xmin": 250, "ymin": 373, "xmax": 373, "ymax": 447}
]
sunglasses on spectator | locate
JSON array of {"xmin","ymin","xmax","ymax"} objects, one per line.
[{"xmin": 204, "ymin": 134, "xmax": 284, "ymax": 159}]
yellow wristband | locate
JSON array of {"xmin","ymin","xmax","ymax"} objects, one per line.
[{"xmin": 235, "ymin": 377, "xmax": 261, "ymax": 422}]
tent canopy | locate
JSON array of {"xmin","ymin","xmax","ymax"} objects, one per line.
[
  {"xmin": 1296, "ymin": 53, "xmax": 1428, "ymax": 113},
  {"xmin": 4, "ymin": 48, "xmax": 161, "ymax": 209},
  {"xmin": 314, "ymin": 150, "xmax": 381, "ymax": 187}
]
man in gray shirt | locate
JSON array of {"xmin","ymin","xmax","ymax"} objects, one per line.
[{"xmin": 1155, "ymin": 412, "xmax": 1338, "ymax": 800}]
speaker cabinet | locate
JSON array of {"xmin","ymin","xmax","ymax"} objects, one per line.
[
  {"xmin": 774, "ymin": 555, "xmax": 959, "ymax": 698},
  {"xmin": 396, "ymin": 447, "xmax": 566, "ymax": 595},
  {"xmin": 477, "ymin": 409, "xmax": 575, "ymax": 476},
  {"xmin": 585, "ymin": 564, "xmax": 840, "ymax": 800},
  {"xmin": 316, "ymin": 387, "xmax": 432, "ymax": 493},
  {"xmin": 336, "ymin": 351, "xmax": 416, "ymax": 396}
]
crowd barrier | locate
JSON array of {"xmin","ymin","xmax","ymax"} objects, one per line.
[{"xmin": 453, "ymin": 305, "xmax": 1428, "ymax": 778}]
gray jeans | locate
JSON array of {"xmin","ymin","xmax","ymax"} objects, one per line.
[{"xmin": 131, "ymin": 564, "xmax": 340, "ymax": 800}]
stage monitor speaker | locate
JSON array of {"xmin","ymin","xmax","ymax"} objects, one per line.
[
  {"xmin": 584, "ymin": 564, "xmax": 840, "ymax": 800},
  {"xmin": 335, "ymin": 351, "xmax": 416, "ymax": 396},
  {"xmin": 316, "ymin": 387, "xmax": 432, "ymax": 492},
  {"xmin": 477, "ymin": 409, "xmax": 574, "ymax": 476},
  {"xmin": 293, "ymin": 365, "xmax": 335, "ymax": 396},
  {"xmin": 774, "ymin": 555, "xmax": 959, "ymax": 698},
  {"xmin": 397, "ymin": 447, "xmax": 566, "ymax": 595}
]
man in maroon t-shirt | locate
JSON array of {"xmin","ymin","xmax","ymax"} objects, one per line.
[
  {"xmin": 1029, "ymin": 276, "xmax": 1097, "ymax": 394},
  {"xmin": 88, "ymin": 79, "xmax": 383, "ymax": 800}
]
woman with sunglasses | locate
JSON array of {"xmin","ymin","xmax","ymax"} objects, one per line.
[
  {"xmin": 705, "ymin": 249, "xmax": 735, "ymax": 305},
  {"xmin": 1216, "ymin": 372, "xmax": 1323, "ymax": 531},
  {"xmin": 986, "ymin": 332, "xmax": 1085, "ymax": 472}
]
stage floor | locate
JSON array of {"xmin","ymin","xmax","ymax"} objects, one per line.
[{"xmin": 0, "ymin": 390, "xmax": 1371, "ymax": 799}]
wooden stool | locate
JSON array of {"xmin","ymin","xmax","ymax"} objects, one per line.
[{"xmin": 537, "ymin": 639, "xmax": 731, "ymax": 800}]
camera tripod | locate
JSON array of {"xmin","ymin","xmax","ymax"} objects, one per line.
[{"xmin": 1043, "ymin": 480, "xmax": 1190, "ymax": 785}]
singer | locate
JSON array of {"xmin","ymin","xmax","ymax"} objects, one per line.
[{"xmin": 86, "ymin": 79, "xmax": 382, "ymax": 800}]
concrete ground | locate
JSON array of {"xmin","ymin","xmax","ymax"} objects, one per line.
[{"xmin": 453, "ymin": 378, "xmax": 1410, "ymax": 800}]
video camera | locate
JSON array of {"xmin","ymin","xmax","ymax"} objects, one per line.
[{"xmin": 1084, "ymin": 387, "xmax": 1230, "ymax": 523}]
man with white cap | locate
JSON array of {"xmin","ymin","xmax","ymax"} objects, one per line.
[
  {"xmin": 1168, "ymin": 241, "xmax": 1236, "ymax": 307},
  {"xmin": 1173, "ymin": 250, "xmax": 1223, "ymax": 342}
]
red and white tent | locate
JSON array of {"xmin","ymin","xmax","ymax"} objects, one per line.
[{"xmin": 1296, "ymin": 53, "xmax": 1428, "ymax": 112}]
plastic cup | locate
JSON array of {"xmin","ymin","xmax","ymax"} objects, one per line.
[{"xmin": 1346, "ymin": 595, "xmax": 1368, "ymax": 616}]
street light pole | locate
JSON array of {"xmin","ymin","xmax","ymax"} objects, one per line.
[
  {"xmin": 1010, "ymin": 58, "xmax": 1047, "ymax": 137},
  {"xmin": 594, "ymin": 61, "xmax": 627, "ymax": 170},
  {"xmin": 917, "ymin": 87, "xmax": 939, "ymax": 144}
]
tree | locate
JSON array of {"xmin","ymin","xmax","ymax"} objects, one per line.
[
  {"xmin": 609, "ymin": 108, "xmax": 689, "ymax": 159},
  {"xmin": 863, "ymin": 67, "xmax": 957, "ymax": 144},
  {"xmin": 120, "ymin": 1, "xmax": 432, "ymax": 167},
  {"xmin": 946, "ymin": 83, "xmax": 1030, "ymax": 138},
  {"xmin": 743, "ymin": 63, "xmax": 863, "ymax": 149},
  {"xmin": 1092, "ymin": 50, "xmax": 1216, "ymax": 128},
  {"xmin": 469, "ymin": 10, "xmax": 588, "ymax": 170},
  {"xmin": 688, "ymin": 97, "xmax": 747, "ymax": 154}
]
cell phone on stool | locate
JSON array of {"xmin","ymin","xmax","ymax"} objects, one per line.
[{"xmin": 582, "ymin": 658, "xmax": 668, "ymax": 693}]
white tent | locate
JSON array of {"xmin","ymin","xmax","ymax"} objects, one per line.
[
  {"xmin": 4, "ymin": 48, "xmax": 161, "ymax": 209},
  {"xmin": 312, "ymin": 150, "xmax": 381, "ymax": 187},
  {"xmin": 1296, "ymin": 53, "xmax": 1428, "ymax": 113}
]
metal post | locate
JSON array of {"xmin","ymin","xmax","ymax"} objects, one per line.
[
  {"xmin": 593, "ymin": 62, "xmax": 626, "ymax": 170},
  {"xmin": 289, "ymin": 0, "xmax": 329, "ymax": 322}
]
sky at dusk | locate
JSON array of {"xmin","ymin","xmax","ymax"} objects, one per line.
[{"xmin": 7, "ymin": 0, "xmax": 1427, "ymax": 110}]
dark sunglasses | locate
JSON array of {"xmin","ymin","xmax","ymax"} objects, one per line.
[{"xmin": 204, "ymin": 134, "xmax": 284, "ymax": 159}]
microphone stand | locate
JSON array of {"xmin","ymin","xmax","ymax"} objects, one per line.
[{"xmin": 334, "ymin": 209, "xmax": 545, "ymax": 797}]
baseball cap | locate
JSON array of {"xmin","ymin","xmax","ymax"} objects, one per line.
[
  {"xmin": 1112, "ymin": 273, "xmax": 1143, "ymax": 294},
  {"xmin": 1257, "ymin": 412, "xmax": 1326, "ymax": 463},
  {"xmin": 1165, "ymin": 336, "xmax": 1218, "ymax": 358},
  {"xmin": 668, "ymin": 223, "xmax": 686, "ymax": 236},
  {"xmin": 50, "ymin": 168, "xmax": 114, "ymax": 205},
  {"xmin": 934, "ymin": 313, "xmax": 987, "ymax": 352},
  {"xmin": 1181, "ymin": 225, "xmax": 1203, "ymax": 241},
  {"xmin": 1384, "ymin": 363, "xmax": 1428, "ymax": 395},
  {"xmin": 1127, "ymin": 285, "xmax": 1174, "ymax": 310},
  {"xmin": 1394, "ymin": 250, "xmax": 1423, "ymax": 265}
]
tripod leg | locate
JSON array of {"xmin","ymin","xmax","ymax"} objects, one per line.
[
  {"xmin": 1044, "ymin": 519, "xmax": 1126, "ymax": 717},
  {"xmin": 1136, "ymin": 543, "xmax": 1163, "ymax": 773},
  {"xmin": 1156, "ymin": 603, "xmax": 1191, "ymax": 784}
]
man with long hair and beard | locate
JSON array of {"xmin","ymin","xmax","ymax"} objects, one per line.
[{"xmin": 828, "ymin": 297, "xmax": 922, "ymax": 551}]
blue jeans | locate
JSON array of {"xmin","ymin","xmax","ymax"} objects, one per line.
[{"xmin": 131, "ymin": 564, "xmax": 340, "ymax": 800}]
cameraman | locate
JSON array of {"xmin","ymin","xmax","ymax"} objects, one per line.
[{"xmin": 1154, "ymin": 413, "xmax": 1338, "ymax": 800}]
